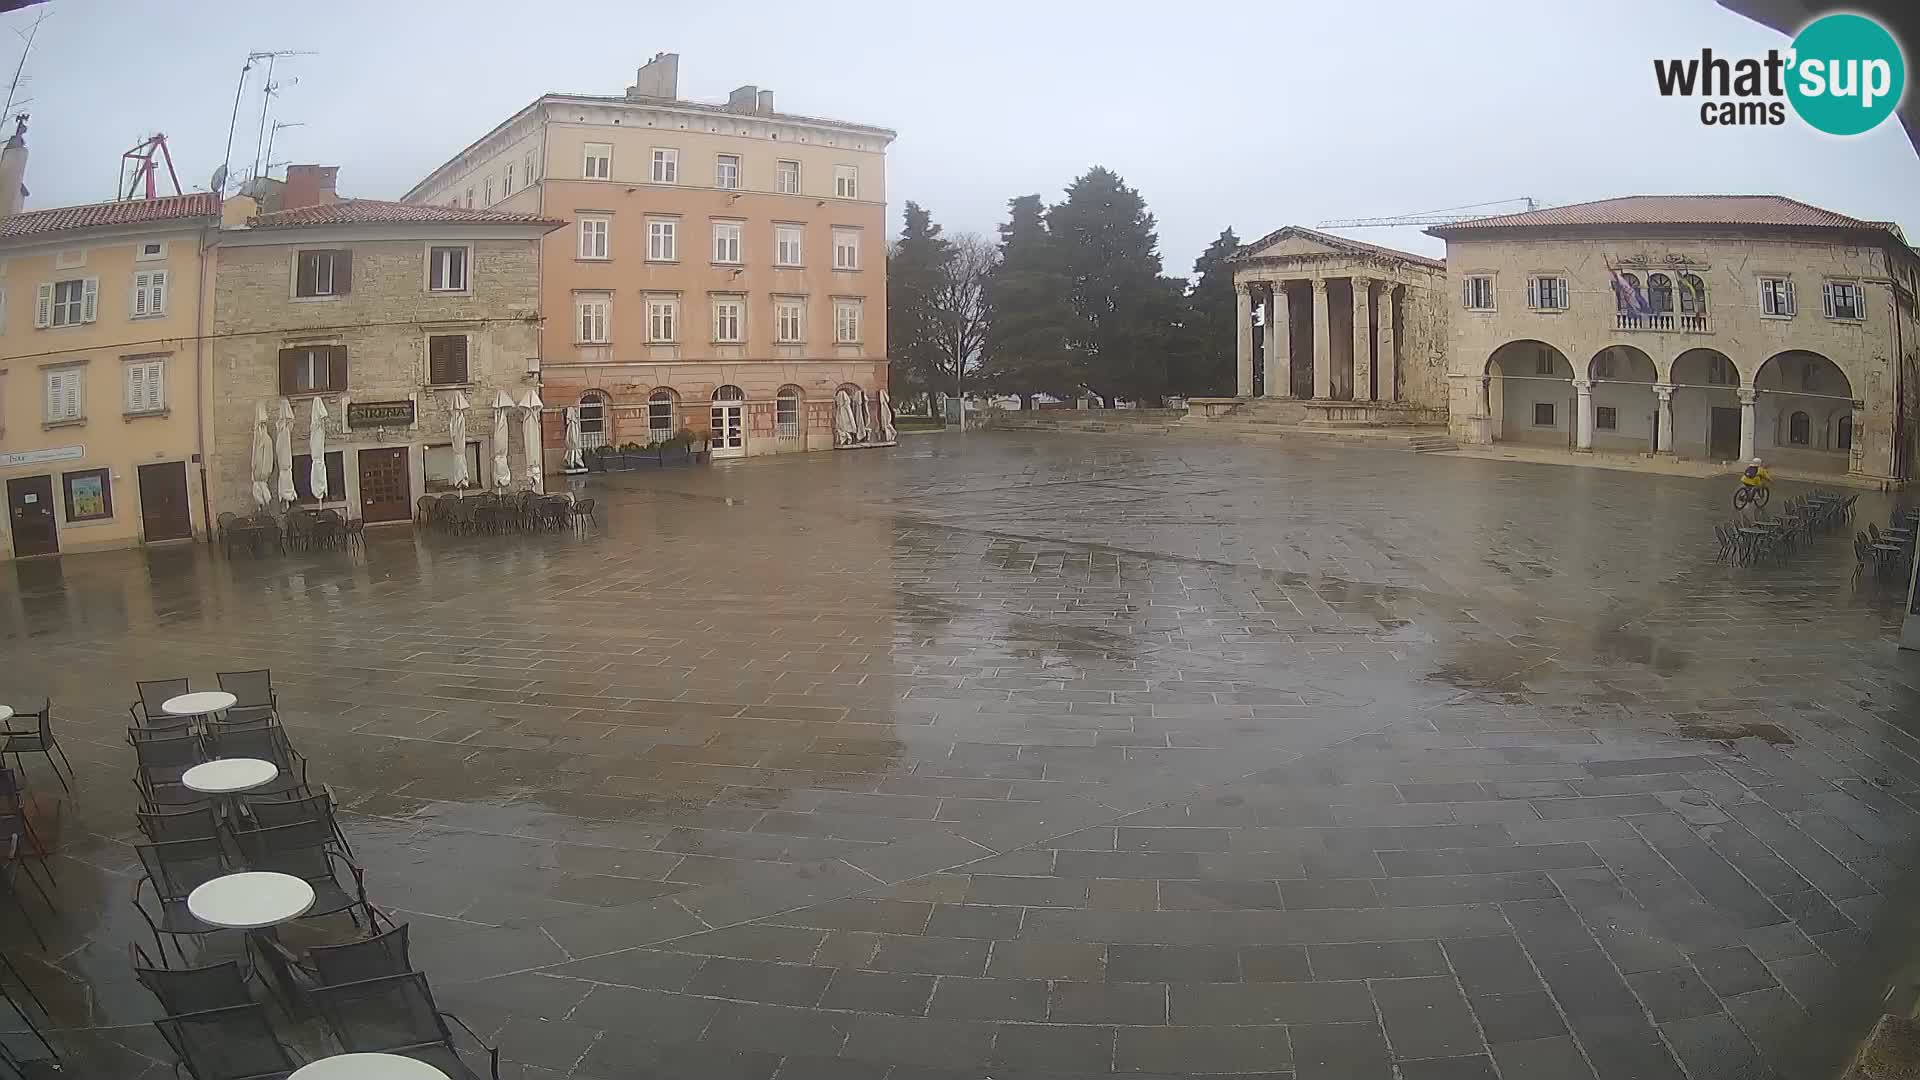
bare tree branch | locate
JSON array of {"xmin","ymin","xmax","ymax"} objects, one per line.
[{"xmin": 930, "ymin": 231, "xmax": 997, "ymax": 391}]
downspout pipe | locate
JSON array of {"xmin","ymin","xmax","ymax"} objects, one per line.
[{"xmin": 195, "ymin": 223, "xmax": 214, "ymax": 541}]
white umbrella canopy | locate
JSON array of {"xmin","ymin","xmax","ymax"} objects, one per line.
[
  {"xmin": 520, "ymin": 390, "xmax": 544, "ymax": 492},
  {"xmin": 273, "ymin": 398, "xmax": 296, "ymax": 504},
  {"xmin": 563, "ymin": 406, "xmax": 585, "ymax": 471},
  {"xmin": 307, "ymin": 397, "xmax": 330, "ymax": 501},
  {"xmin": 446, "ymin": 390, "xmax": 472, "ymax": 489},
  {"xmin": 250, "ymin": 401, "xmax": 275, "ymax": 509},
  {"xmin": 491, "ymin": 389, "xmax": 513, "ymax": 491}
]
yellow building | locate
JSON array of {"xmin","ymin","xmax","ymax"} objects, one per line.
[
  {"xmin": 403, "ymin": 53, "xmax": 896, "ymax": 462},
  {"xmin": 0, "ymin": 190, "xmax": 220, "ymax": 559}
]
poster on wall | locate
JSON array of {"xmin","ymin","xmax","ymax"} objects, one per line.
[{"xmin": 68, "ymin": 473, "xmax": 108, "ymax": 518}]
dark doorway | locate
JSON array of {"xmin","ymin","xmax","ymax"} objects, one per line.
[
  {"xmin": 1290, "ymin": 290, "xmax": 1315, "ymax": 399},
  {"xmin": 1252, "ymin": 324, "xmax": 1266, "ymax": 398},
  {"xmin": 137, "ymin": 462, "xmax": 193, "ymax": 542},
  {"xmin": 1709, "ymin": 407, "xmax": 1742, "ymax": 460},
  {"xmin": 357, "ymin": 447, "xmax": 412, "ymax": 524},
  {"xmin": 6, "ymin": 475, "xmax": 59, "ymax": 557}
]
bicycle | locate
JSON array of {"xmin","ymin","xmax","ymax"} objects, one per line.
[{"xmin": 1733, "ymin": 484, "xmax": 1771, "ymax": 512}]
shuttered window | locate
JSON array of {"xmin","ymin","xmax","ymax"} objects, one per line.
[
  {"xmin": 132, "ymin": 270, "xmax": 168, "ymax": 317},
  {"xmin": 1462, "ymin": 276, "xmax": 1495, "ymax": 311},
  {"xmin": 1760, "ymin": 277, "xmax": 1796, "ymax": 317},
  {"xmin": 36, "ymin": 278, "xmax": 96, "ymax": 327},
  {"xmin": 294, "ymin": 250, "xmax": 351, "ymax": 298},
  {"xmin": 1823, "ymin": 280, "xmax": 1864, "ymax": 320},
  {"xmin": 125, "ymin": 358, "xmax": 166, "ymax": 414},
  {"xmin": 44, "ymin": 367, "xmax": 83, "ymax": 422},
  {"xmin": 427, "ymin": 335, "xmax": 469, "ymax": 386},
  {"xmin": 428, "ymin": 246, "xmax": 469, "ymax": 291},
  {"xmin": 278, "ymin": 345, "xmax": 348, "ymax": 395}
]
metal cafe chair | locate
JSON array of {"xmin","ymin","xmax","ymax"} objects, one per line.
[
  {"xmin": 130, "ymin": 678, "xmax": 195, "ymax": 730},
  {"xmin": 307, "ymin": 921, "xmax": 412, "ymax": 987},
  {"xmin": 203, "ymin": 728, "xmax": 308, "ymax": 799},
  {"xmin": 215, "ymin": 670, "xmax": 278, "ymax": 724},
  {"xmin": 130, "ymin": 942, "xmax": 253, "ymax": 1016},
  {"xmin": 230, "ymin": 821, "xmax": 374, "ymax": 927},
  {"xmin": 0, "ymin": 766, "xmax": 54, "ymax": 895},
  {"xmin": 0, "ymin": 837, "xmax": 47, "ymax": 951},
  {"xmin": 132, "ymin": 837, "xmax": 230, "ymax": 965},
  {"xmin": 240, "ymin": 789, "xmax": 354, "ymax": 859},
  {"xmin": 311, "ymin": 971, "xmax": 500, "ymax": 1080},
  {"xmin": 0, "ymin": 961, "xmax": 59, "ymax": 1078},
  {"xmin": 152, "ymin": 1003, "xmax": 304, "ymax": 1080},
  {"xmin": 132, "ymin": 731, "xmax": 211, "ymax": 812},
  {"xmin": 1, "ymin": 700, "xmax": 71, "ymax": 795},
  {"xmin": 136, "ymin": 805, "xmax": 221, "ymax": 844}
]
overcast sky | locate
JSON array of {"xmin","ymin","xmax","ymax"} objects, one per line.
[{"xmin": 8, "ymin": 0, "xmax": 1919, "ymax": 273}]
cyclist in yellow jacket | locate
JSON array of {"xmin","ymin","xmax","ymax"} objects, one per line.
[{"xmin": 1740, "ymin": 457, "xmax": 1771, "ymax": 490}]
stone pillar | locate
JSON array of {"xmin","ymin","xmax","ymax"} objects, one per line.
[
  {"xmin": 1654, "ymin": 384, "xmax": 1675, "ymax": 455},
  {"xmin": 1377, "ymin": 286, "xmax": 1397, "ymax": 402},
  {"xmin": 1738, "ymin": 387, "xmax": 1757, "ymax": 461},
  {"xmin": 1351, "ymin": 277, "xmax": 1373, "ymax": 402},
  {"xmin": 1311, "ymin": 279, "xmax": 1332, "ymax": 400},
  {"xmin": 1266, "ymin": 284, "xmax": 1291, "ymax": 399},
  {"xmin": 1573, "ymin": 378, "xmax": 1594, "ymax": 451},
  {"xmin": 1235, "ymin": 284, "xmax": 1254, "ymax": 398}
]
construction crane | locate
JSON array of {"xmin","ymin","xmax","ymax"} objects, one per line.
[
  {"xmin": 1317, "ymin": 197, "xmax": 1539, "ymax": 229},
  {"xmin": 118, "ymin": 133, "xmax": 182, "ymax": 200}
]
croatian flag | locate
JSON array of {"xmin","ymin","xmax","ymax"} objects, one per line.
[{"xmin": 1611, "ymin": 271, "xmax": 1652, "ymax": 316}]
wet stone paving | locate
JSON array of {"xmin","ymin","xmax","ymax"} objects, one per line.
[{"xmin": 2, "ymin": 429, "xmax": 1919, "ymax": 1079}]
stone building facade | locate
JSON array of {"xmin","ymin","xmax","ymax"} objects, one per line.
[
  {"xmin": 401, "ymin": 53, "xmax": 895, "ymax": 466},
  {"xmin": 1228, "ymin": 227, "xmax": 1450, "ymax": 421},
  {"xmin": 1429, "ymin": 196, "xmax": 1920, "ymax": 484},
  {"xmin": 208, "ymin": 176, "xmax": 559, "ymax": 525}
]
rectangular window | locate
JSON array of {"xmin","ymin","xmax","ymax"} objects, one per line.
[
  {"xmin": 1595, "ymin": 406, "xmax": 1617, "ymax": 431},
  {"xmin": 713, "ymin": 221, "xmax": 742, "ymax": 264},
  {"xmin": 1527, "ymin": 275, "xmax": 1566, "ymax": 311},
  {"xmin": 576, "ymin": 294, "xmax": 610, "ymax": 343},
  {"xmin": 44, "ymin": 367, "xmax": 83, "ymax": 422},
  {"xmin": 423, "ymin": 442, "xmax": 481, "ymax": 492},
  {"xmin": 428, "ymin": 245, "xmax": 469, "ymax": 292},
  {"xmin": 834, "ymin": 164, "xmax": 859, "ymax": 199},
  {"xmin": 131, "ymin": 269, "xmax": 168, "ymax": 317},
  {"xmin": 649, "ymin": 398, "xmax": 674, "ymax": 439},
  {"xmin": 1824, "ymin": 280, "xmax": 1864, "ymax": 320},
  {"xmin": 125, "ymin": 357, "xmax": 166, "ymax": 414},
  {"xmin": 578, "ymin": 217, "xmax": 610, "ymax": 260},
  {"xmin": 427, "ymin": 334, "xmax": 469, "ymax": 385},
  {"xmin": 484, "ymin": 177, "xmax": 494, "ymax": 205},
  {"xmin": 775, "ymin": 299, "xmax": 804, "ymax": 343},
  {"xmin": 715, "ymin": 154, "xmax": 740, "ymax": 190},
  {"xmin": 833, "ymin": 229, "xmax": 860, "ymax": 270},
  {"xmin": 62, "ymin": 468, "xmax": 112, "ymax": 522},
  {"xmin": 278, "ymin": 345, "xmax": 347, "ymax": 395},
  {"xmin": 291, "ymin": 451, "xmax": 345, "ymax": 505},
  {"xmin": 583, "ymin": 143, "xmax": 612, "ymax": 180},
  {"xmin": 776, "ymin": 395, "xmax": 800, "ymax": 436},
  {"xmin": 647, "ymin": 297, "xmax": 678, "ymax": 342},
  {"xmin": 1532, "ymin": 402, "xmax": 1556, "ymax": 427},
  {"xmin": 1760, "ymin": 277, "xmax": 1796, "ymax": 317},
  {"xmin": 525, "ymin": 149, "xmax": 537, "ymax": 182},
  {"xmin": 712, "ymin": 299, "xmax": 743, "ymax": 343},
  {"xmin": 1534, "ymin": 351, "xmax": 1555, "ymax": 376},
  {"xmin": 647, "ymin": 219, "xmax": 677, "ymax": 261},
  {"xmin": 465, "ymin": 189, "xmax": 474, "ymax": 208},
  {"xmin": 136, "ymin": 240, "xmax": 166, "ymax": 261},
  {"xmin": 776, "ymin": 159, "xmax": 800, "ymax": 194},
  {"xmin": 37, "ymin": 278, "xmax": 97, "ymax": 328},
  {"xmin": 1708, "ymin": 356, "xmax": 1736, "ymax": 385},
  {"xmin": 651, "ymin": 147, "xmax": 678, "ymax": 183},
  {"xmin": 775, "ymin": 224, "xmax": 803, "ymax": 267},
  {"xmin": 1462, "ymin": 275, "xmax": 1495, "ymax": 311},
  {"xmin": 503, "ymin": 164, "xmax": 514, "ymax": 196},
  {"xmin": 834, "ymin": 298, "xmax": 862, "ymax": 343},
  {"xmin": 294, "ymin": 250, "xmax": 350, "ymax": 298}
]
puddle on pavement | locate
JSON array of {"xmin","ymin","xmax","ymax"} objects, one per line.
[{"xmin": 1674, "ymin": 717, "xmax": 1795, "ymax": 744}]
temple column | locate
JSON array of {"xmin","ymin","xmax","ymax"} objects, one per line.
[
  {"xmin": 1573, "ymin": 378, "xmax": 1594, "ymax": 451},
  {"xmin": 1235, "ymin": 284, "xmax": 1254, "ymax": 398},
  {"xmin": 1654, "ymin": 384, "xmax": 1675, "ymax": 455},
  {"xmin": 1311, "ymin": 279, "xmax": 1332, "ymax": 400},
  {"xmin": 1266, "ymin": 284, "xmax": 1291, "ymax": 399},
  {"xmin": 1351, "ymin": 277, "xmax": 1373, "ymax": 402},
  {"xmin": 1738, "ymin": 387, "xmax": 1757, "ymax": 461},
  {"xmin": 1377, "ymin": 285, "xmax": 1397, "ymax": 402}
]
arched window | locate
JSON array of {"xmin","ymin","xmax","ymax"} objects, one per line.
[
  {"xmin": 578, "ymin": 392, "xmax": 608, "ymax": 449},
  {"xmin": 1613, "ymin": 272, "xmax": 1641, "ymax": 313},
  {"xmin": 1678, "ymin": 273, "xmax": 1707, "ymax": 315},
  {"xmin": 1788, "ymin": 410, "xmax": 1811, "ymax": 446},
  {"xmin": 647, "ymin": 388, "xmax": 676, "ymax": 441},
  {"xmin": 1837, "ymin": 414, "xmax": 1853, "ymax": 451},
  {"xmin": 1647, "ymin": 273, "xmax": 1674, "ymax": 314},
  {"xmin": 713, "ymin": 385, "xmax": 745, "ymax": 402},
  {"xmin": 776, "ymin": 386, "xmax": 802, "ymax": 437}
]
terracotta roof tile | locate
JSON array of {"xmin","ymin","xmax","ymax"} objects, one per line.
[
  {"xmin": 1428, "ymin": 195, "xmax": 1894, "ymax": 237},
  {"xmin": 0, "ymin": 192, "xmax": 221, "ymax": 240},
  {"xmin": 249, "ymin": 198, "xmax": 563, "ymax": 230}
]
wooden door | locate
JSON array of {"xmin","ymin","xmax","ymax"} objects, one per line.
[
  {"xmin": 1709, "ymin": 407, "xmax": 1741, "ymax": 461},
  {"xmin": 6, "ymin": 475, "xmax": 58, "ymax": 557},
  {"xmin": 357, "ymin": 447, "xmax": 411, "ymax": 524},
  {"xmin": 137, "ymin": 462, "xmax": 193, "ymax": 542}
]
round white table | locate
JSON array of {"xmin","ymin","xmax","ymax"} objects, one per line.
[
  {"xmin": 161, "ymin": 691, "xmax": 237, "ymax": 719},
  {"xmin": 188, "ymin": 871, "xmax": 315, "ymax": 930},
  {"xmin": 0, "ymin": 705, "xmax": 12, "ymax": 724},
  {"xmin": 182, "ymin": 758, "xmax": 278, "ymax": 796},
  {"xmin": 290, "ymin": 1053, "xmax": 451, "ymax": 1080}
]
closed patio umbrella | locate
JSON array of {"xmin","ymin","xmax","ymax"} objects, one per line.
[
  {"xmin": 250, "ymin": 401, "xmax": 275, "ymax": 508},
  {"xmin": 274, "ymin": 398, "xmax": 297, "ymax": 504},
  {"xmin": 446, "ymin": 390, "xmax": 471, "ymax": 489},
  {"xmin": 307, "ymin": 397, "xmax": 329, "ymax": 501},
  {"xmin": 564, "ymin": 406, "xmax": 585, "ymax": 472},
  {"xmin": 520, "ymin": 389, "xmax": 544, "ymax": 492},
  {"xmin": 491, "ymin": 389, "xmax": 513, "ymax": 491}
]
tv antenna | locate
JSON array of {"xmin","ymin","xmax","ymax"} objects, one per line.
[
  {"xmin": 219, "ymin": 49, "xmax": 312, "ymax": 195},
  {"xmin": 262, "ymin": 120, "xmax": 304, "ymax": 179},
  {"xmin": 1, "ymin": 9, "xmax": 51, "ymax": 120}
]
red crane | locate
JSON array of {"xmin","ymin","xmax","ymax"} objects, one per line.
[{"xmin": 119, "ymin": 133, "xmax": 182, "ymax": 200}]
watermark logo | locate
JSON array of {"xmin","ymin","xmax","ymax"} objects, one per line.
[{"xmin": 1652, "ymin": 12, "xmax": 1905, "ymax": 135}]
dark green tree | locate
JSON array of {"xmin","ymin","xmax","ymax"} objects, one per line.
[
  {"xmin": 885, "ymin": 201, "xmax": 954, "ymax": 408},
  {"xmin": 1173, "ymin": 227, "xmax": 1242, "ymax": 396},
  {"xmin": 1047, "ymin": 167, "xmax": 1180, "ymax": 405},
  {"xmin": 979, "ymin": 194, "xmax": 1078, "ymax": 406}
]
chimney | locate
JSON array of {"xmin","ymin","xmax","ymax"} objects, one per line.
[
  {"xmin": 756, "ymin": 89, "xmax": 775, "ymax": 114},
  {"xmin": 282, "ymin": 165, "xmax": 339, "ymax": 210},
  {"xmin": 0, "ymin": 114, "xmax": 29, "ymax": 218},
  {"xmin": 727, "ymin": 85, "xmax": 758, "ymax": 112},
  {"xmin": 626, "ymin": 52, "xmax": 680, "ymax": 101}
]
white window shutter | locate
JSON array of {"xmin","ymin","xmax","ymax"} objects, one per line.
[
  {"xmin": 66, "ymin": 373, "xmax": 80, "ymax": 418},
  {"xmin": 125, "ymin": 365, "xmax": 140, "ymax": 410},
  {"xmin": 81, "ymin": 277, "xmax": 99, "ymax": 323},
  {"xmin": 1461, "ymin": 279, "xmax": 1471, "ymax": 308},
  {"xmin": 132, "ymin": 273, "xmax": 149, "ymax": 317},
  {"xmin": 45, "ymin": 372, "xmax": 60, "ymax": 418},
  {"xmin": 1822, "ymin": 282, "xmax": 1835, "ymax": 317},
  {"xmin": 35, "ymin": 283, "xmax": 51, "ymax": 328},
  {"xmin": 1526, "ymin": 278, "xmax": 1537, "ymax": 308},
  {"xmin": 1784, "ymin": 280, "xmax": 1796, "ymax": 316},
  {"xmin": 151, "ymin": 271, "xmax": 166, "ymax": 314}
]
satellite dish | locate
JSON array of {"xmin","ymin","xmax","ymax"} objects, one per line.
[{"xmin": 210, "ymin": 164, "xmax": 228, "ymax": 192}]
